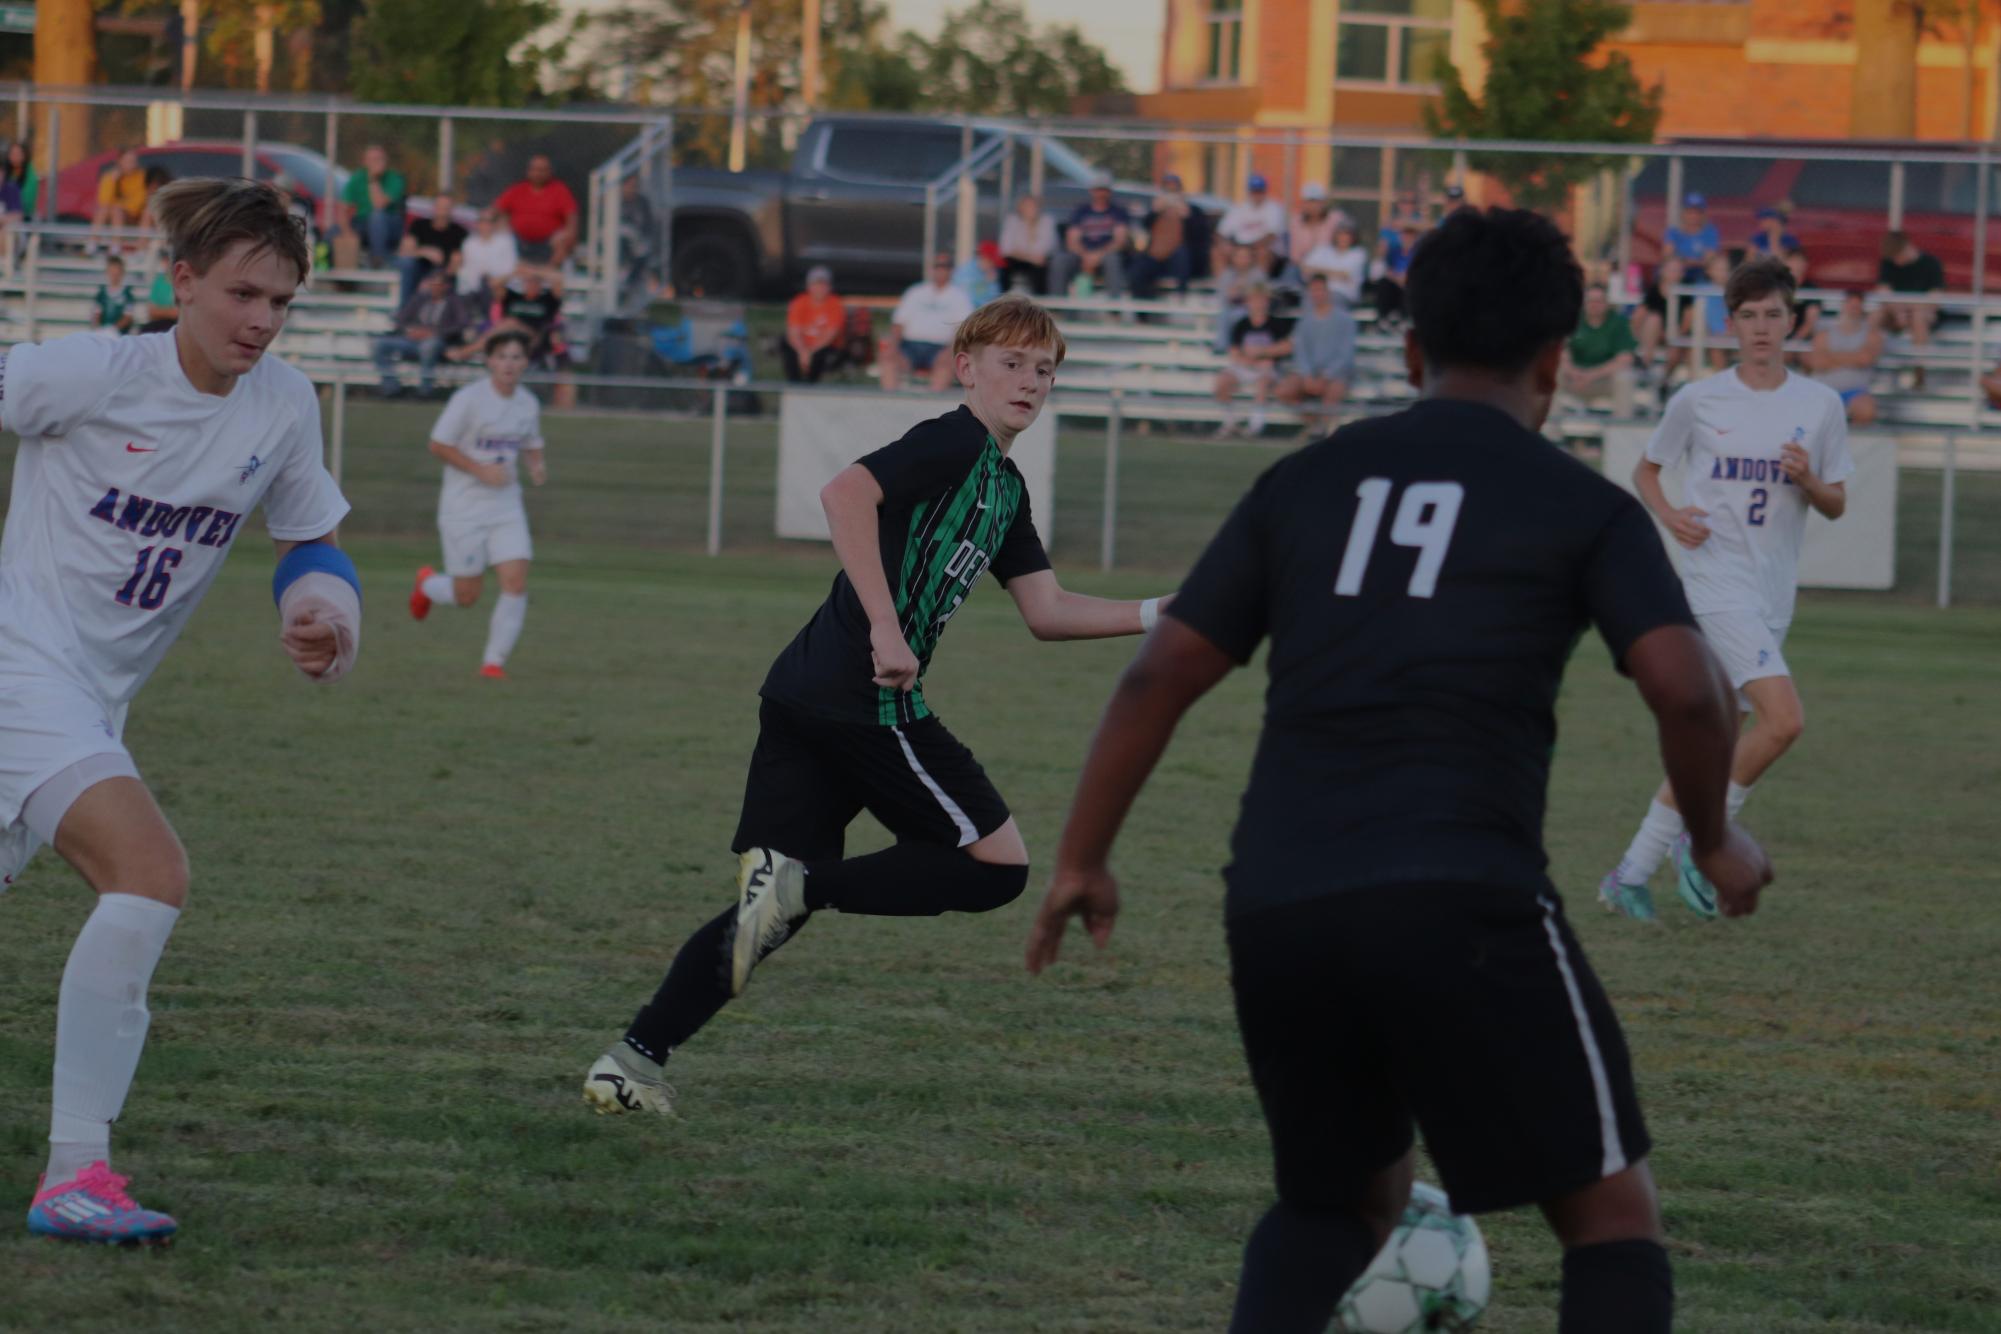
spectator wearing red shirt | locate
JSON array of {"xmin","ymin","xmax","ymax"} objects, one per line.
[{"xmin": 494, "ymin": 155, "xmax": 579, "ymax": 266}]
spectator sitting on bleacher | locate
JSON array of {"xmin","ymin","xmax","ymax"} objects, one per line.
[
  {"xmin": 954, "ymin": 241, "xmax": 1003, "ymax": 308},
  {"xmin": 1749, "ymin": 204, "xmax": 1799, "ymax": 257},
  {"xmin": 1560, "ymin": 282, "xmax": 1638, "ymax": 417},
  {"xmin": 1784, "ymin": 247, "xmax": 1821, "ymax": 348},
  {"xmin": 340, "ymin": 144, "xmax": 407, "ymax": 268},
  {"xmin": 494, "ymin": 155, "xmax": 579, "ymax": 267},
  {"xmin": 1811, "ymin": 290, "xmax": 1883, "ymax": 426},
  {"xmin": 1298, "ymin": 218, "xmax": 1369, "ymax": 306},
  {"xmin": 1372, "ymin": 219, "xmax": 1421, "ymax": 326},
  {"xmin": 1216, "ymin": 173, "xmax": 1288, "ymax": 278},
  {"xmin": 1212, "ymin": 240, "xmax": 1262, "ymax": 354},
  {"xmin": 1050, "ymin": 177, "xmax": 1129, "ymax": 300},
  {"xmin": 458, "ymin": 209, "xmax": 520, "ymax": 300},
  {"xmin": 1877, "ymin": 229, "xmax": 1943, "ymax": 370},
  {"xmin": 1646, "ymin": 191, "xmax": 1719, "ymax": 348},
  {"xmin": 1000, "ymin": 193, "xmax": 1057, "ymax": 295},
  {"xmin": 374, "ymin": 270, "xmax": 477, "ymax": 397},
  {"xmin": 1130, "ymin": 174, "xmax": 1196, "ymax": 300},
  {"xmin": 880, "ymin": 252, "xmax": 974, "ymax": 392},
  {"xmin": 490, "ymin": 268, "xmax": 566, "ymax": 367},
  {"xmin": 139, "ymin": 244, "xmax": 177, "ymax": 333},
  {"xmin": 397, "ymin": 193, "xmax": 467, "ymax": 306},
  {"xmin": 1277, "ymin": 272, "xmax": 1356, "ymax": 438},
  {"xmin": 784, "ymin": 266, "xmax": 847, "ymax": 383},
  {"xmin": 89, "ymin": 147, "xmax": 146, "ymax": 252},
  {"xmin": 137, "ymin": 165, "xmax": 171, "ymax": 232},
  {"xmin": 90, "ymin": 256, "xmax": 137, "ymax": 336},
  {"xmin": 1288, "ymin": 183, "xmax": 1341, "ymax": 267},
  {"xmin": 1214, "ymin": 282, "xmax": 1292, "ymax": 439},
  {"xmin": 4, "ymin": 139, "xmax": 38, "ymax": 221},
  {"xmin": 1667, "ymin": 250, "xmax": 1733, "ymax": 380}
]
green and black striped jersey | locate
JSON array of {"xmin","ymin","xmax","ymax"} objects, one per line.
[{"xmin": 760, "ymin": 405, "xmax": 1050, "ymax": 726}]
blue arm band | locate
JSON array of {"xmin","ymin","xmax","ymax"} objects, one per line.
[{"xmin": 273, "ymin": 542, "xmax": 362, "ymax": 607}]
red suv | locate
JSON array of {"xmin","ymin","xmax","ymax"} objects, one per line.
[
  {"xmin": 55, "ymin": 140, "xmax": 345, "ymax": 223},
  {"xmin": 1632, "ymin": 139, "xmax": 1999, "ymax": 290}
]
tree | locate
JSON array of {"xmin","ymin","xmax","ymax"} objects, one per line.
[
  {"xmin": 901, "ymin": 0, "xmax": 1127, "ymax": 118},
  {"xmin": 347, "ymin": 0, "xmax": 567, "ymax": 107},
  {"xmin": 1424, "ymin": 0, "xmax": 1661, "ymax": 213}
]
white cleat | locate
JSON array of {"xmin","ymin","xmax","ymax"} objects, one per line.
[
  {"xmin": 582, "ymin": 1047, "xmax": 675, "ymax": 1117},
  {"xmin": 728, "ymin": 847, "xmax": 808, "ymax": 998}
]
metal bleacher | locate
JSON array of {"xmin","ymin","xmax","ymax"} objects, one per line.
[{"xmin": 0, "ymin": 226, "xmax": 602, "ymax": 388}]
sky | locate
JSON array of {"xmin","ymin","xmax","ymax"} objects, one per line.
[{"xmin": 881, "ymin": 0, "xmax": 1162, "ymax": 94}]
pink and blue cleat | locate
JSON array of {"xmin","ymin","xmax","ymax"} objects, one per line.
[
  {"xmin": 1597, "ymin": 870, "xmax": 1658, "ymax": 922},
  {"xmin": 27, "ymin": 1162, "xmax": 177, "ymax": 1246}
]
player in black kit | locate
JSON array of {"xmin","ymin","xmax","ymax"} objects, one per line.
[{"xmin": 1025, "ymin": 209, "xmax": 1775, "ymax": 1333}]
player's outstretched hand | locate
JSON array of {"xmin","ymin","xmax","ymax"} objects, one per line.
[
  {"xmin": 1025, "ymin": 865, "xmax": 1120, "ymax": 975},
  {"xmin": 869, "ymin": 623, "xmax": 920, "ymax": 691},
  {"xmin": 1693, "ymin": 824, "xmax": 1773, "ymax": 919},
  {"xmin": 1667, "ymin": 505, "xmax": 1712, "ymax": 549},
  {"xmin": 281, "ymin": 610, "xmax": 340, "ymax": 678},
  {"xmin": 1780, "ymin": 442, "xmax": 1814, "ymax": 484}
]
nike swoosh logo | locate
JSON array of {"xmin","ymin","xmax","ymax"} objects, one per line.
[{"xmin": 125, "ymin": 443, "xmax": 157, "ymax": 453}]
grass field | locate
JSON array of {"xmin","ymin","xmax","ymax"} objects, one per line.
[{"xmin": 1, "ymin": 406, "xmax": 1998, "ymax": 1332}]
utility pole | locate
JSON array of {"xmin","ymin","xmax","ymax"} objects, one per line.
[
  {"xmin": 802, "ymin": 0, "xmax": 822, "ymax": 108},
  {"xmin": 33, "ymin": 0, "xmax": 97, "ymax": 176},
  {"xmin": 728, "ymin": 0, "xmax": 752, "ymax": 172}
]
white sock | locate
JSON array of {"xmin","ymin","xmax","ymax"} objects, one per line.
[
  {"xmin": 1613, "ymin": 799, "xmax": 1684, "ymax": 886},
  {"xmin": 482, "ymin": 591, "xmax": 527, "ymax": 668},
  {"xmin": 1727, "ymin": 782, "xmax": 1753, "ymax": 820},
  {"xmin": 421, "ymin": 574, "xmax": 455, "ymax": 605},
  {"xmin": 46, "ymin": 893, "xmax": 180, "ymax": 1188}
]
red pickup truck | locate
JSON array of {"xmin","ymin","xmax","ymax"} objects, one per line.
[{"xmin": 1631, "ymin": 139, "xmax": 1999, "ymax": 290}]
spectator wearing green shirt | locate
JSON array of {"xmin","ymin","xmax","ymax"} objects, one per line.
[
  {"xmin": 91, "ymin": 256, "xmax": 136, "ymax": 335},
  {"xmin": 1560, "ymin": 282, "xmax": 1638, "ymax": 416},
  {"xmin": 340, "ymin": 143, "xmax": 407, "ymax": 268},
  {"xmin": 139, "ymin": 251, "xmax": 178, "ymax": 333}
]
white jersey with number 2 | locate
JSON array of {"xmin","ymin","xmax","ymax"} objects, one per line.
[
  {"xmin": 1644, "ymin": 368, "xmax": 1853, "ymax": 625},
  {"xmin": 432, "ymin": 378, "xmax": 543, "ymax": 528},
  {"xmin": 0, "ymin": 331, "xmax": 350, "ymax": 709}
]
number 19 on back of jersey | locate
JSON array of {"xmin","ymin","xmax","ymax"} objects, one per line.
[{"xmin": 1334, "ymin": 479, "xmax": 1465, "ymax": 599}]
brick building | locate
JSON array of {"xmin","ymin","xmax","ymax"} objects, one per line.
[{"xmin": 1133, "ymin": 0, "xmax": 2000, "ymax": 234}]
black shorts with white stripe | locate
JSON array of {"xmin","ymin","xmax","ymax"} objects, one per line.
[
  {"xmin": 1226, "ymin": 881, "xmax": 1651, "ymax": 1217},
  {"xmin": 730, "ymin": 697, "xmax": 1011, "ymax": 862}
]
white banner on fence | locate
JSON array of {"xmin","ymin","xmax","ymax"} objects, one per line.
[
  {"xmin": 776, "ymin": 390, "xmax": 1057, "ymax": 549},
  {"xmin": 1602, "ymin": 426, "xmax": 1897, "ymax": 591}
]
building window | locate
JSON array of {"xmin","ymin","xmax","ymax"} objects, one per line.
[
  {"xmin": 1336, "ymin": 0, "xmax": 1452, "ymax": 90},
  {"xmin": 1207, "ymin": 0, "xmax": 1244, "ymax": 83}
]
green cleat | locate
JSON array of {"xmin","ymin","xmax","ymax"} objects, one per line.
[
  {"xmin": 1671, "ymin": 835, "xmax": 1721, "ymax": 920},
  {"xmin": 1597, "ymin": 870, "xmax": 1658, "ymax": 922}
]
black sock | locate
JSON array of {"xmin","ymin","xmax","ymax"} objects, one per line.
[
  {"xmin": 621, "ymin": 905, "xmax": 812, "ymax": 1061},
  {"xmin": 1560, "ymin": 1238, "xmax": 1673, "ymax": 1334},
  {"xmin": 802, "ymin": 843, "xmax": 1027, "ymax": 916},
  {"xmin": 1227, "ymin": 1200, "xmax": 1378, "ymax": 1334}
]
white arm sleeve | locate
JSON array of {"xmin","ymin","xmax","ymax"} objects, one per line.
[{"xmin": 1643, "ymin": 384, "xmax": 1698, "ymax": 468}]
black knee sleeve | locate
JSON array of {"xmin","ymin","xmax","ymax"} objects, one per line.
[
  {"xmin": 1560, "ymin": 1238, "xmax": 1672, "ymax": 1334},
  {"xmin": 961, "ymin": 859, "xmax": 1029, "ymax": 913}
]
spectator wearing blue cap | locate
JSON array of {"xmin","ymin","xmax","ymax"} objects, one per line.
[
  {"xmin": 1749, "ymin": 203, "xmax": 1799, "ymax": 256},
  {"xmin": 1647, "ymin": 191, "xmax": 1721, "ymax": 358},
  {"xmin": 1217, "ymin": 172, "xmax": 1289, "ymax": 279}
]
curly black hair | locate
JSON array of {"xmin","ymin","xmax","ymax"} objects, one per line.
[{"xmin": 1405, "ymin": 206, "xmax": 1584, "ymax": 376}]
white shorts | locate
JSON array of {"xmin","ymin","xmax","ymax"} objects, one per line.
[
  {"xmin": 0, "ymin": 676, "xmax": 138, "ymax": 887},
  {"xmin": 1695, "ymin": 611, "xmax": 1791, "ymax": 709},
  {"xmin": 439, "ymin": 511, "xmax": 533, "ymax": 578}
]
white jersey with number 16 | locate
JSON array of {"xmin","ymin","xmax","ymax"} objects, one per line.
[
  {"xmin": 1644, "ymin": 368, "xmax": 1853, "ymax": 625},
  {"xmin": 0, "ymin": 331, "xmax": 350, "ymax": 709}
]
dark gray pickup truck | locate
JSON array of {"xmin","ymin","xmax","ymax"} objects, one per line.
[{"xmin": 666, "ymin": 115, "xmax": 1212, "ymax": 297}]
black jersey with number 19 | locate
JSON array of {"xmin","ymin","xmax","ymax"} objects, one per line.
[
  {"xmin": 760, "ymin": 405, "xmax": 1051, "ymax": 727},
  {"xmin": 1169, "ymin": 398, "xmax": 1694, "ymax": 918}
]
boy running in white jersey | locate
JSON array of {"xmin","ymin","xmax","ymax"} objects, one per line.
[
  {"xmin": 405, "ymin": 331, "xmax": 545, "ymax": 679},
  {"xmin": 1600, "ymin": 256, "xmax": 1852, "ymax": 921},
  {"xmin": 1, "ymin": 179, "xmax": 359, "ymax": 1243}
]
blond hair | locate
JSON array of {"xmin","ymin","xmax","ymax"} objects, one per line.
[
  {"xmin": 950, "ymin": 293, "xmax": 1067, "ymax": 366},
  {"xmin": 150, "ymin": 177, "xmax": 311, "ymax": 284}
]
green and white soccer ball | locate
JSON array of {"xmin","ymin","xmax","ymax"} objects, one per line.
[{"xmin": 1331, "ymin": 1181, "xmax": 1491, "ymax": 1333}]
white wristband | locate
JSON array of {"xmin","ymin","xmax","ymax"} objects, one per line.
[{"xmin": 1139, "ymin": 597, "xmax": 1161, "ymax": 632}]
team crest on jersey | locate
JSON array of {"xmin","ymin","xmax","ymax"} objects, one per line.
[{"xmin": 238, "ymin": 454, "xmax": 263, "ymax": 484}]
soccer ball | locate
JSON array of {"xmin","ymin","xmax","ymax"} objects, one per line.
[{"xmin": 1331, "ymin": 1181, "xmax": 1491, "ymax": 1333}]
